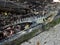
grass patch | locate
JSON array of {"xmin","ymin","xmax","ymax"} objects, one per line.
[{"xmin": 12, "ymin": 29, "xmax": 40, "ymax": 45}]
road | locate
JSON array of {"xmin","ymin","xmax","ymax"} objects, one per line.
[{"xmin": 21, "ymin": 24, "xmax": 60, "ymax": 45}]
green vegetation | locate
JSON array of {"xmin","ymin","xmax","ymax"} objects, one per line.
[
  {"xmin": 4, "ymin": 29, "xmax": 41, "ymax": 45},
  {"xmin": 4, "ymin": 18, "xmax": 60, "ymax": 45},
  {"xmin": 44, "ymin": 18, "xmax": 60, "ymax": 30},
  {"xmin": 13, "ymin": 29, "xmax": 40, "ymax": 45}
]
